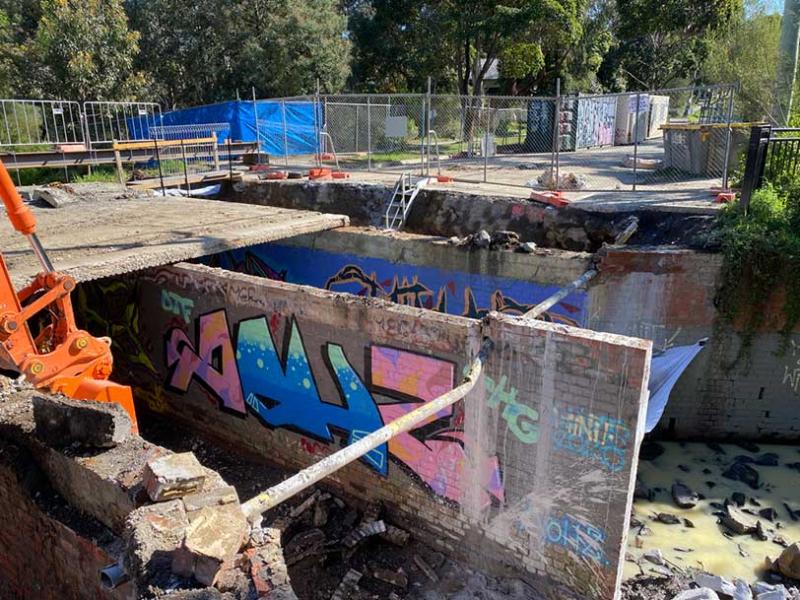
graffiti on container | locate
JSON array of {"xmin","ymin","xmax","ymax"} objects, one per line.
[
  {"xmin": 782, "ymin": 340, "xmax": 800, "ymax": 395},
  {"xmin": 485, "ymin": 374, "xmax": 539, "ymax": 444},
  {"xmin": 164, "ymin": 309, "xmax": 504, "ymax": 505},
  {"xmin": 545, "ymin": 512, "xmax": 609, "ymax": 566},
  {"xmin": 553, "ymin": 407, "xmax": 630, "ymax": 472},
  {"xmin": 161, "ymin": 289, "xmax": 195, "ymax": 324}
]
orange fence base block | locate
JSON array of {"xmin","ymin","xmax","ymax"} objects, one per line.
[
  {"xmin": 715, "ymin": 192, "xmax": 737, "ymax": 204},
  {"xmin": 308, "ymin": 168, "xmax": 333, "ymax": 181},
  {"xmin": 316, "ymin": 153, "xmax": 336, "ymax": 162},
  {"xmin": 530, "ymin": 190, "xmax": 570, "ymax": 208},
  {"xmin": 436, "ymin": 175, "xmax": 455, "ymax": 183},
  {"xmin": 264, "ymin": 171, "xmax": 288, "ymax": 180},
  {"xmin": 331, "ymin": 171, "xmax": 350, "ymax": 180}
]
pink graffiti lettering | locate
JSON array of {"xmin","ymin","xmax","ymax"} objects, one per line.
[{"xmin": 165, "ymin": 311, "xmax": 246, "ymax": 414}]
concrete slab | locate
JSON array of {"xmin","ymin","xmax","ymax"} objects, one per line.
[{"xmin": 2, "ymin": 185, "xmax": 349, "ymax": 287}]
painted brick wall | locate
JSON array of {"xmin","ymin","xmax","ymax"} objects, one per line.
[
  {"xmin": 112, "ymin": 263, "xmax": 650, "ymax": 600},
  {"xmin": 0, "ymin": 440, "xmax": 128, "ymax": 600}
]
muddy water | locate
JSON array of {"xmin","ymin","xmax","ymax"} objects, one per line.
[{"xmin": 625, "ymin": 442, "xmax": 800, "ymax": 581}]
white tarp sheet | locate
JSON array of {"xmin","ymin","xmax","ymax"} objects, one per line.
[{"xmin": 646, "ymin": 339, "xmax": 707, "ymax": 432}]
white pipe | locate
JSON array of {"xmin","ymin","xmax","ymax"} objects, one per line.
[
  {"xmin": 522, "ymin": 269, "xmax": 598, "ymax": 321},
  {"xmin": 241, "ymin": 340, "xmax": 492, "ymax": 521}
]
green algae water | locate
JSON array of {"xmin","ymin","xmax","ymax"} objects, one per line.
[{"xmin": 625, "ymin": 442, "xmax": 800, "ymax": 581}]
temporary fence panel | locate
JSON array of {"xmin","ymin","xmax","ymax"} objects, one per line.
[
  {"xmin": 84, "ymin": 101, "xmax": 162, "ymax": 146},
  {"xmin": 150, "ymin": 122, "xmax": 231, "ymax": 142},
  {"xmin": 0, "ymin": 99, "xmax": 84, "ymax": 149}
]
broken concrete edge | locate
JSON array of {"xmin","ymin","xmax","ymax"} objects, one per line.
[
  {"xmin": 0, "ymin": 383, "xmax": 278, "ymax": 596},
  {"xmin": 32, "ymin": 394, "xmax": 132, "ymax": 449}
]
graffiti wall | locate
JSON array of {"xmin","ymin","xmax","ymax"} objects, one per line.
[
  {"xmin": 205, "ymin": 243, "xmax": 588, "ymax": 327},
  {"xmin": 115, "ymin": 263, "xmax": 648, "ymax": 600}
]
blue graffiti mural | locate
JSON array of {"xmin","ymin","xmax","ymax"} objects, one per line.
[
  {"xmin": 207, "ymin": 244, "xmax": 587, "ymax": 326},
  {"xmin": 236, "ymin": 315, "xmax": 388, "ymax": 473},
  {"xmin": 552, "ymin": 407, "xmax": 631, "ymax": 473},
  {"xmin": 545, "ymin": 513, "xmax": 609, "ymax": 566}
]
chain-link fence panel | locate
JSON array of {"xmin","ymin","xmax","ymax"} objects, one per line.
[{"xmin": 359, "ymin": 94, "xmax": 426, "ymax": 175}]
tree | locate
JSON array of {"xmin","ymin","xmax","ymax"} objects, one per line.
[
  {"xmin": 499, "ymin": 42, "xmax": 544, "ymax": 95},
  {"xmin": 607, "ymin": 0, "xmax": 743, "ymax": 90},
  {"xmin": 701, "ymin": 3, "xmax": 782, "ymax": 122},
  {"xmin": 32, "ymin": 0, "xmax": 146, "ymax": 101},
  {"xmin": 128, "ymin": 0, "xmax": 351, "ymax": 107}
]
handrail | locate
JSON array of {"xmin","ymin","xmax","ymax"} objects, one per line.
[{"xmin": 319, "ymin": 131, "xmax": 340, "ymax": 169}]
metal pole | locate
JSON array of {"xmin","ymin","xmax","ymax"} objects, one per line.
[
  {"xmin": 181, "ymin": 140, "xmax": 190, "ymax": 194},
  {"xmin": 632, "ymin": 92, "xmax": 642, "ymax": 191},
  {"xmin": 228, "ymin": 138, "xmax": 234, "ymax": 180},
  {"xmin": 241, "ymin": 340, "xmax": 492, "ymax": 520},
  {"xmin": 426, "ymin": 76, "xmax": 432, "ymax": 176},
  {"xmin": 483, "ymin": 97, "xmax": 489, "ymax": 183},
  {"xmin": 252, "ymin": 87, "xmax": 260, "ymax": 165},
  {"xmin": 721, "ymin": 84, "xmax": 737, "ymax": 190},
  {"xmin": 553, "ymin": 78, "xmax": 561, "ymax": 190},
  {"xmin": 281, "ymin": 100, "xmax": 289, "ymax": 167},
  {"xmin": 522, "ymin": 269, "xmax": 598, "ymax": 321},
  {"xmin": 154, "ymin": 141, "xmax": 165, "ymax": 196},
  {"xmin": 355, "ymin": 104, "xmax": 359, "ymax": 154},
  {"xmin": 367, "ymin": 96, "xmax": 372, "ymax": 171}
]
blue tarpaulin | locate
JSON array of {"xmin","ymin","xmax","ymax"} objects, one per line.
[{"xmin": 133, "ymin": 100, "xmax": 320, "ymax": 155}]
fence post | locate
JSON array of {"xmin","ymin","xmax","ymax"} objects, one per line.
[
  {"xmin": 552, "ymin": 78, "xmax": 561, "ymax": 191},
  {"xmin": 367, "ymin": 96, "xmax": 372, "ymax": 171},
  {"xmin": 154, "ymin": 140, "xmax": 166, "ymax": 196},
  {"xmin": 227, "ymin": 138, "xmax": 234, "ymax": 181},
  {"xmin": 180, "ymin": 140, "xmax": 191, "ymax": 194},
  {"xmin": 632, "ymin": 92, "xmax": 642, "ymax": 191},
  {"xmin": 739, "ymin": 124, "xmax": 772, "ymax": 213},
  {"xmin": 281, "ymin": 100, "xmax": 289, "ymax": 167},
  {"xmin": 483, "ymin": 96, "xmax": 489, "ymax": 183},
  {"xmin": 721, "ymin": 84, "xmax": 737, "ymax": 190},
  {"xmin": 426, "ymin": 77, "xmax": 432, "ymax": 176},
  {"xmin": 315, "ymin": 80, "xmax": 322, "ymax": 167},
  {"xmin": 252, "ymin": 87, "xmax": 261, "ymax": 165},
  {"xmin": 113, "ymin": 140, "xmax": 125, "ymax": 184},
  {"xmin": 212, "ymin": 132, "xmax": 221, "ymax": 171}
]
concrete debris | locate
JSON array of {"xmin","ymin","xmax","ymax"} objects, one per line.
[
  {"xmin": 246, "ymin": 530, "xmax": 296, "ymax": 599},
  {"xmin": 472, "ymin": 230, "xmax": 491, "ymax": 249},
  {"xmin": 174, "ymin": 504, "xmax": 249, "ymax": 586},
  {"xmin": 773, "ymin": 543, "xmax": 800, "ymax": 580},
  {"xmin": 182, "ymin": 485, "xmax": 239, "ymax": 517},
  {"xmin": 734, "ymin": 579, "xmax": 754, "ymax": 600},
  {"xmin": 290, "ymin": 490, "xmax": 320, "ymax": 518},
  {"xmin": 143, "ymin": 452, "xmax": 207, "ymax": 502},
  {"xmin": 381, "ymin": 524, "xmax": 411, "ymax": 547},
  {"xmin": 672, "ymin": 482, "xmax": 700, "ymax": 509},
  {"xmin": 643, "ymin": 549, "xmax": 666, "ymax": 566},
  {"xmin": 313, "ymin": 500, "xmax": 330, "ymax": 527},
  {"xmin": 518, "ymin": 241, "xmax": 537, "ymax": 253},
  {"xmin": 32, "ymin": 394, "xmax": 132, "ymax": 448},
  {"xmin": 671, "ymin": 589, "xmax": 720, "ymax": 600},
  {"xmin": 284, "ymin": 528, "xmax": 326, "ymax": 566},
  {"xmin": 369, "ymin": 563, "xmax": 408, "ymax": 589},
  {"xmin": 536, "ymin": 169, "xmax": 588, "ymax": 190},
  {"xmin": 721, "ymin": 505, "xmax": 760, "ymax": 535},
  {"xmin": 124, "ymin": 500, "xmax": 190, "ymax": 586},
  {"xmin": 414, "ymin": 554, "xmax": 440, "ymax": 583},
  {"xmin": 490, "ymin": 230, "xmax": 520, "ymax": 249},
  {"xmin": 693, "ymin": 572, "xmax": 736, "ymax": 596},
  {"xmin": 330, "ymin": 569, "xmax": 363, "ymax": 600},
  {"xmin": 760, "ymin": 508, "xmax": 780, "ymax": 522},
  {"xmin": 33, "ymin": 184, "xmax": 79, "ymax": 208},
  {"xmin": 342, "ymin": 520, "xmax": 387, "ymax": 548}
]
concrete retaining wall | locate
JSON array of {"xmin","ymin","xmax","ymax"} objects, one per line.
[{"xmin": 120, "ymin": 263, "xmax": 651, "ymax": 599}]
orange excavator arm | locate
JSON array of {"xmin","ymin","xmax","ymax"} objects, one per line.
[{"xmin": 0, "ymin": 160, "xmax": 137, "ymax": 432}]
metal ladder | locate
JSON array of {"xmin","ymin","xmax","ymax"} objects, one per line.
[{"xmin": 384, "ymin": 172, "xmax": 430, "ymax": 230}]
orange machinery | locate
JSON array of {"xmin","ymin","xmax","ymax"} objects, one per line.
[{"xmin": 0, "ymin": 161, "xmax": 137, "ymax": 431}]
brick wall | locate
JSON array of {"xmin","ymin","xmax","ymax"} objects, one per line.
[
  {"xmin": 589, "ymin": 247, "xmax": 800, "ymax": 441},
  {"xmin": 113, "ymin": 263, "xmax": 650, "ymax": 600},
  {"xmin": 0, "ymin": 439, "xmax": 129, "ymax": 600}
]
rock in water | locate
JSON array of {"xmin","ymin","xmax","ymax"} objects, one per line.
[
  {"xmin": 672, "ymin": 482, "xmax": 699, "ymax": 509},
  {"xmin": 721, "ymin": 505, "xmax": 759, "ymax": 535},
  {"xmin": 694, "ymin": 573, "xmax": 736, "ymax": 596},
  {"xmin": 723, "ymin": 461, "xmax": 761, "ymax": 490},
  {"xmin": 733, "ymin": 579, "xmax": 753, "ymax": 600},
  {"xmin": 774, "ymin": 543, "xmax": 800, "ymax": 580},
  {"xmin": 656, "ymin": 513, "xmax": 681, "ymax": 525}
]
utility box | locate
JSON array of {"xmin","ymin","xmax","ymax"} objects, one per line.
[{"xmin": 662, "ymin": 123, "xmax": 749, "ymax": 176}]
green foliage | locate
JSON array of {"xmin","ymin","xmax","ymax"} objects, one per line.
[
  {"xmin": 32, "ymin": 0, "xmax": 146, "ymax": 101},
  {"xmin": 716, "ymin": 183, "xmax": 800, "ymax": 361},
  {"xmin": 499, "ymin": 42, "xmax": 544, "ymax": 80},
  {"xmin": 701, "ymin": 7, "xmax": 782, "ymax": 121}
]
